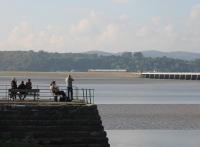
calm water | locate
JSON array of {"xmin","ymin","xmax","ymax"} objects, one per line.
[
  {"xmin": 1, "ymin": 76, "xmax": 200, "ymax": 147},
  {"xmin": 78, "ymin": 78, "xmax": 200, "ymax": 104},
  {"xmin": 107, "ymin": 130, "xmax": 200, "ymax": 147},
  {"xmin": 1, "ymin": 76, "xmax": 200, "ymax": 104}
]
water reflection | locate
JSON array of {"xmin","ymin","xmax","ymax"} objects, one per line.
[{"xmin": 107, "ymin": 130, "xmax": 200, "ymax": 147}]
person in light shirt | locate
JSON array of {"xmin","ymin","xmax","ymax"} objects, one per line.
[
  {"xmin": 50, "ymin": 80, "xmax": 68, "ymax": 102},
  {"xmin": 65, "ymin": 74, "xmax": 74, "ymax": 101}
]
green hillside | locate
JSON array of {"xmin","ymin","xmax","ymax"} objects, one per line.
[{"xmin": 0, "ymin": 50, "xmax": 200, "ymax": 72}]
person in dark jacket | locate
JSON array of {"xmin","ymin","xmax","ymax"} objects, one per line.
[
  {"xmin": 10, "ymin": 77, "xmax": 17, "ymax": 100},
  {"xmin": 11, "ymin": 77, "xmax": 17, "ymax": 89},
  {"xmin": 26, "ymin": 79, "xmax": 32, "ymax": 89},
  {"xmin": 18, "ymin": 81, "xmax": 26, "ymax": 100}
]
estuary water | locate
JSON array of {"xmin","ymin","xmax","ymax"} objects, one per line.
[
  {"xmin": 1, "ymin": 76, "xmax": 200, "ymax": 147},
  {"xmin": 1, "ymin": 76, "xmax": 200, "ymax": 104},
  {"xmin": 77, "ymin": 77, "xmax": 200, "ymax": 104},
  {"xmin": 107, "ymin": 130, "xmax": 200, "ymax": 147}
]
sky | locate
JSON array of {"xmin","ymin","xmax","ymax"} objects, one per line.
[{"xmin": 0, "ymin": 0, "xmax": 200, "ymax": 53}]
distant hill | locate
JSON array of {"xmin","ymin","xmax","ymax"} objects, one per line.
[
  {"xmin": 85, "ymin": 51, "xmax": 114, "ymax": 56},
  {"xmin": 85, "ymin": 50, "xmax": 200, "ymax": 60},
  {"xmin": 141, "ymin": 50, "xmax": 200, "ymax": 60},
  {"xmin": 0, "ymin": 50, "xmax": 200, "ymax": 72}
]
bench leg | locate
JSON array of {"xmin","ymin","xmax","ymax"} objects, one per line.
[
  {"xmin": 10, "ymin": 93, "xmax": 17, "ymax": 101},
  {"xmin": 23, "ymin": 94, "xmax": 26, "ymax": 100},
  {"xmin": 54, "ymin": 96, "xmax": 58, "ymax": 102}
]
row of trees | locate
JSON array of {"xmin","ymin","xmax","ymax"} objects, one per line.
[{"xmin": 0, "ymin": 50, "xmax": 200, "ymax": 72}]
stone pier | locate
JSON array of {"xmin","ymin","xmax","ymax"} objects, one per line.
[{"xmin": 0, "ymin": 102, "xmax": 110, "ymax": 147}]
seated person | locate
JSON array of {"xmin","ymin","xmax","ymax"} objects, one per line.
[
  {"xmin": 50, "ymin": 81, "xmax": 69, "ymax": 102},
  {"xmin": 18, "ymin": 81, "xmax": 26, "ymax": 100},
  {"xmin": 26, "ymin": 79, "xmax": 32, "ymax": 89},
  {"xmin": 10, "ymin": 77, "xmax": 17, "ymax": 100}
]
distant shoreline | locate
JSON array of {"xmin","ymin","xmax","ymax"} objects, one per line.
[{"xmin": 0, "ymin": 71, "xmax": 140, "ymax": 78}]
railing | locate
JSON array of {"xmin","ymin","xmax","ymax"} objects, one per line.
[{"xmin": 0, "ymin": 84, "xmax": 95, "ymax": 104}]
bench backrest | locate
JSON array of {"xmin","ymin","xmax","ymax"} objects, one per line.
[{"xmin": 9, "ymin": 89, "xmax": 40, "ymax": 93}]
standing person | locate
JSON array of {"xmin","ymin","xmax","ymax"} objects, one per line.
[
  {"xmin": 26, "ymin": 79, "xmax": 32, "ymax": 89},
  {"xmin": 50, "ymin": 81, "xmax": 68, "ymax": 102},
  {"xmin": 18, "ymin": 81, "xmax": 26, "ymax": 100},
  {"xmin": 10, "ymin": 77, "xmax": 17, "ymax": 100},
  {"xmin": 65, "ymin": 74, "xmax": 74, "ymax": 101}
]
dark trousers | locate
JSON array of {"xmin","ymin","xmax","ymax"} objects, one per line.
[
  {"xmin": 67, "ymin": 87, "xmax": 73, "ymax": 100},
  {"xmin": 58, "ymin": 91, "xmax": 66, "ymax": 98},
  {"xmin": 55, "ymin": 91, "xmax": 69, "ymax": 102}
]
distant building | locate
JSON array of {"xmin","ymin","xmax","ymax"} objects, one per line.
[{"xmin": 88, "ymin": 69, "xmax": 128, "ymax": 72}]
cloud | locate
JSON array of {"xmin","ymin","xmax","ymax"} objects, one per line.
[
  {"xmin": 0, "ymin": 22, "xmax": 67, "ymax": 52},
  {"xmin": 190, "ymin": 4, "xmax": 200, "ymax": 20},
  {"xmin": 111, "ymin": 0, "xmax": 129, "ymax": 5},
  {"xmin": 3, "ymin": 22, "xmax": 35, "ymax": 49},
  {"xmin": 1, "ymin": 4, "xmax": 200, "ymax": 53}
]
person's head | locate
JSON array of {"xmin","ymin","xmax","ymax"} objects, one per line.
[
  {"xmin": 12, "ymin": 77, "xmax": 16, "ymax": 81},
  {"xmin": 21, "ymin": 81, "xmax": 24, "ymax": 84},
  {"xmin": 50, "ymin": 80, "xmax": 56, "ymax": 85},
  {"xmin": 28, "ymin": 79, "xmax": 31, "ymax": 82}
]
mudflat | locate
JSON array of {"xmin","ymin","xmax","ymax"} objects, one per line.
[{"xmin": 98, "ymin": 104, "xmax": 200, "ymax": 130}]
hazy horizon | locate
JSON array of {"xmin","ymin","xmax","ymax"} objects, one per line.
[
  {"xmin": 0, "ymin": 0, "xmax": 200, "ymax": 53},
  {"xmin": 1, "ymin": 49, "xmax": 200, "ymax": 54}
]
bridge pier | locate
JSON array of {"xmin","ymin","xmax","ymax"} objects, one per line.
[
  {"xmin": 170, "ymin": 74, "xmax": 175, "ymax": 79},
  {"xmin": 155, "ymin": 74, "xmax": 159, "ymax": 79},
  {"xmin": 192, "ymin": 75, "xmax": 198, "ymax": 80},
  {"xmin": 175, "ymin": 74, "xmax": 179, "ymax": 79},
  {"xmin": 186, "ymin": 75, "xmax": 191, "ymax": 80},
  {"xmin": 197, "ymin": 75, "xmax": 200, "ymax": 80},
  {"xmin": 160, "ymin": 74, "xmax": 164, "ymax": 79},
  {"xmin": 150, "ymin": 74, "xmax": 154, "ymax": 79},
  {"xmin": 164, "ymin": 74, "xmax": 169, "ymax": 79}
]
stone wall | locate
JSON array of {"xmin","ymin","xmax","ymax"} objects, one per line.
[{"xmin": 0, "ymin": 104, "xmax": 110, "ymax": 147}]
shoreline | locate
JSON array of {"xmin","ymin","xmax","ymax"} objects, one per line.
[{"xmin": 0, "ymin": 71, "xmax": 140, "ymax": 78}]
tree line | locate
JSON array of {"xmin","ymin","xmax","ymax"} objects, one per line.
[{"xmin": 0, "ymin": 50, "xmax": 200, "ymax": 72}]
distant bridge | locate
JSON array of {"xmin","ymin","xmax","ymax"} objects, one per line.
[{"xmin": 141, "ymin": 72, "xmax": 200, "ymax": 80}]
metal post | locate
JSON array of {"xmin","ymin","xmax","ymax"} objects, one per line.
[
  {"xmin": 74, "ymin": 87, "xmax": 78, "ymax": 100},
  {"xmin": 93, "ymin": 89, "xmax": 95, "ymax": 104},
  {"xmin": 89, "ymin": 89, "xmax": 91, "ymax": 104},
  {"xmin": 5, "ymin": 85, "xmax": 8, "ymax": 100},
  {"xmin": 82, "ymin": 89, "xmax": 85, "ymax": 103},
  {"xmin": 36, "ymin": 85, "xmax": 39, "ymax": 101},
  {"xmin": 86, "ymin": 89, "xmax": 88, "ymax": 104}
]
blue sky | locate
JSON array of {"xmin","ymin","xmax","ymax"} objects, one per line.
[{"xmin": 0, "ymin": 0, "xmax": 200, "ymax": 53}]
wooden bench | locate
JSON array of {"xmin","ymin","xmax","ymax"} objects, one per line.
[{"xmin": 8, "ymin": 89, "xmax": 40, "ymax": 101}]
